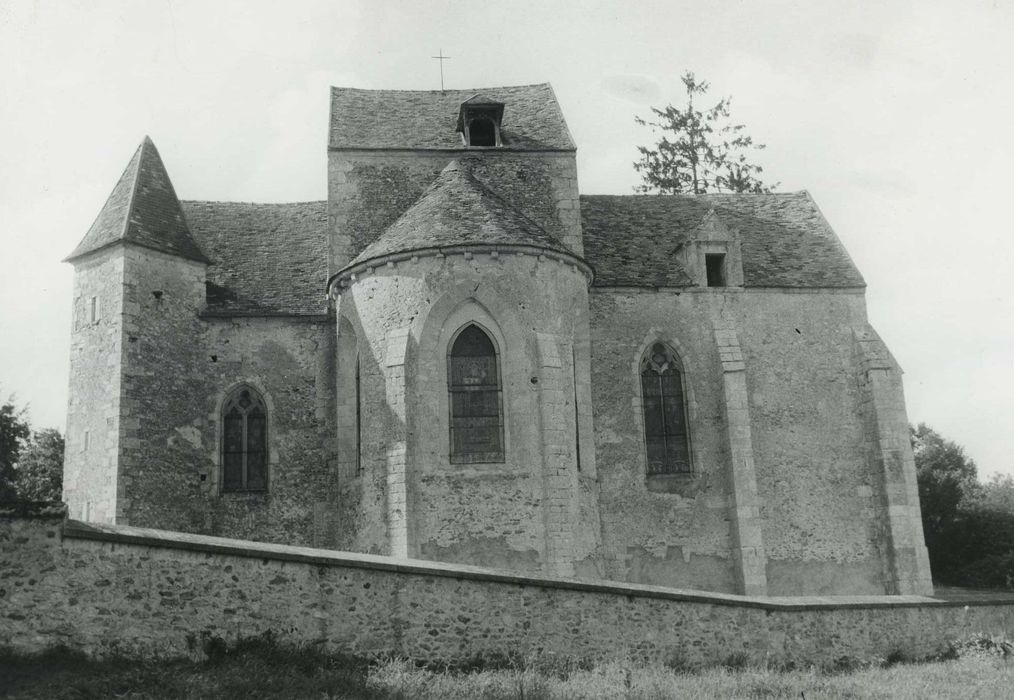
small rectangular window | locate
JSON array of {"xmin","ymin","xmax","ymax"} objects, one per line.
[
  {"xmin": 83, "ymin": 430, "xmax": 90, "ymax": 451},
  {"xmin": 90, "ymin": 296, "xmax": 99, "ymax": 323},
  {"xmin": 705, "ymin": 254, "xmax": 726, "ymax": 287}
]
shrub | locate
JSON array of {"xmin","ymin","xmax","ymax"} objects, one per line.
[{"xmin": 950, "ymin": 633, "xmax": 1014, "ymax": 659}]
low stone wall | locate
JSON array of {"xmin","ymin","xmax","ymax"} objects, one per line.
[{"xmin": 2, "ymin": 504, "xmax": 1013, "ymax": 666}]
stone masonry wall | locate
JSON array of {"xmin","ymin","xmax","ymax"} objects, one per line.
[
  {"xmin": 2, "ymin": 510, "xmax": 1011, "ymax": 668},
  {"xmin": 590, "ymin": 288, "xmax": 886, "ymax": 595},
  {"xmin": 327, "ymin": 150, "xmax": 582, "ymax": 273},
  {"xmin": 64, "ymin": 248, "xmax": 127, "ymax": 524},
  {"xmin": 114, "ymin": 246, "xmax": 338, "ymax": 547},
  {"xmin": 336, "ymin": 252, "xmax": 596, "ymax": 576}
]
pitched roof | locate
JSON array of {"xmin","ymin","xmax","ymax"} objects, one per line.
[
  {"xmin": 182, "ymin": 201, "xmax": 328, "ymax": 316},
  {"xmin": 581, "ymin": 192, "xmax": 865, "ymax": 288},
  {"xmin": 329, "ymin": 84, "xmax": 575, "ymax": 151},
  {"xmin": 344, "ymin": 161, "xmax": 575, "ymax": 270},
  {"xmin": 66, "ymin": 137, "xmax": 210, "ymax": 264}
]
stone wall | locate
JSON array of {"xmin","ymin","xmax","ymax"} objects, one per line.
[
  {"xmin": 64, "ymin": 248, "xmax": 127, "ymax": 524},
  {"xmin": 335, "ymin": 252, "xmax": 598, "ymax": 576},
  {"xmin": 589, "ymin": 287, "xmax": 898, "ymax": 595},
  {"xmin": 2, "ymin": 509, "xmax": 1010, "ymax": 667},
  {"xmin": 74, "ymin": 244, "xmax": 339, "ymax": 548}
]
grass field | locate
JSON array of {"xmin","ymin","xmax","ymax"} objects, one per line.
[{"xmin": 2, "ymin": 635, "xmax": 1012, "ymax": 699}]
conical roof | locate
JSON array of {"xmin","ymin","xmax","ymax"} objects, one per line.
[
  {"xmin": 346, "ymin": 160, "xmax": 576, "ymax": 269},
  {"xmin": 65, "ymin": 137, "xmax": 209, "ymax": 263}
]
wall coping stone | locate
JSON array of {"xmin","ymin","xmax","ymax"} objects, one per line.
[{"xmin": 61, "ymin": 519, "xmax": 1014, "ymax": 612}]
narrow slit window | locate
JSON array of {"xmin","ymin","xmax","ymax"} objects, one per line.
[
  {"xmin": 640, "ymin": 343, "xmax": 692, "ymax": 475},
  {"xmin": 222, "ymin": 386, "xmax": 268, "ymax": 492},
  {"xmin": 448, "ymin": 324, "xmax": 504, "ymax": 463},
  {"xmin": 355, "ymin": 355, "xmax": 362, "ymax": 476},
  {"xmin": 705, "ymin": 254, "xmax": 726, "ymax": 287},
  {"xmin": 90, "ymin": 296, "xmax": 99, "ymax": 323}
]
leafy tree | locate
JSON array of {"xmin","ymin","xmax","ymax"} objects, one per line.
[
  {"xmin": 634, "ymin": 71, "xmax": 776, "ymax": 195},
  {"xmin": 911, "ymin": 422, "xmax": 980, "ymax": 545},
  {"xmin": 979, "ymin": 473, "xmax": 1014, "ymax": 514},
  {"xmin": 0, "ymin": 393, "xmax": 31, "ymax": 500},
  {"xmin": 16, "ymin": 428, "xmax": 64, "ymax": 501}
]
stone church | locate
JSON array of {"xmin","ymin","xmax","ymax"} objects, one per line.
[{"xmin": 62, "ymin": 83, "xmax": 932, "ymax": 597}]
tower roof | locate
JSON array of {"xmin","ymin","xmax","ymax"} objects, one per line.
[
  {"xmin": 65, "ymin": 137, "xmax": 210, "ymax": 264},
  {"xmin": 343, "ymin": 160, "xmax": 578, "ymax": 270},
  {"xmin": 329, "ymin": 84, "xmax": 576, "ymax": 151}
]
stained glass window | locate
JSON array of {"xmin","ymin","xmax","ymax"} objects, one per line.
[
  {"xmin": 222, "ymin": 386, "xmax": 268, "ymax": 491},
  {"xmin": 641, "ymin": 343, "xmax": 691, "ymax": 474},
  {"xmin": 448, "ymin": 325, "xmax": 504, "ymax": 463}
]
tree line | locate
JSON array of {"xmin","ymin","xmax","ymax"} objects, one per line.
[
  {"xmin": 913, "ymin": 423, "xmax": 1014, "ymax": 590},
  {"xmin": 0, "ymin": 390, "xmax": 64, "ymax": 502}
]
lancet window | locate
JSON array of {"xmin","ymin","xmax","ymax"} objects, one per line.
[
  {"xmin": 448, "ymin": 324, "xmax": 505, "ymax": 463},
  {"xmin": 640, "ymin": 343, "xmax": 692, "ymax": 474},
  {"xmin": 222, "ymin": 386, "xmax": 268, "ymax": 491}
]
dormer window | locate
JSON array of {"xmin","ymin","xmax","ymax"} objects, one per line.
[
  {"xmin": 705, "ymin": 254, "xmax": 727, "ymax": 287},
  {"xmin": 457, "ymin": 95, "xmax": 504, "ymax": 148},
  {"xmin": 468, "ymin": 117, "xmax": 497, "ymax": 146}
]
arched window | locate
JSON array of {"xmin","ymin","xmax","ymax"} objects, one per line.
[
  {"xmin": 448, "ymin": 324, "xmax": 504, "ymax": 463},
  {"xmin": 222, "ymin": 386, "xmax": 267, "ymax": 491},
  {"xmin": 641, "ymin": 343, "xmax": 691, "ymax": 474},
  {"xmin": 467, "ymin": 117, "xmax": 496, "ymax": 147}
]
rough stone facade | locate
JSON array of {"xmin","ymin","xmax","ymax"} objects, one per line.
[
  {"xmin": 62, "ymin": 82, "xmax": 932, "ymax": 597},
  {"xmin": 3, "ymin": 511, "xmax": 1007, "ymax": 666}
]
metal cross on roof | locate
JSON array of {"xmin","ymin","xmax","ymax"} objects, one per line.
[{"xmin": 431, "ymin": 48, "xmax": 451, "ymax": 92}]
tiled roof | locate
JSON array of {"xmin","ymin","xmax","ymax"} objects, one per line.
[
  {"xmin": 581, "ymin": 192, "xmax": 865, "ymax": 288},
  {"xmin": 345, "ymin": 161, "xmax": 575, "ymax": 270},
  {"xmin": 329, "ymin": 84, "xmax": 575, "ymax": 151},
  {"xmin": 66, "ymin": 137, "xmax": 210, "ymax": 263},
  {"xmin": 182, "ymin": 201, "xmax": 329, "ymax": 316}
]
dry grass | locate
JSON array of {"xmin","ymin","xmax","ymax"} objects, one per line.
[{"xmin": 2, "ymin": 635, "xmax": 1013, "ymax": 699}]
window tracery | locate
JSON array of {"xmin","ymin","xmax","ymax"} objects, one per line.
[
  {"xmin": 640, "ymin": 343, "xmax": 692, "ymax": 474},
  {"xmin": 448, "ymin": 324, "xmax": 504, "ymax": 463},
  {"xmin": 222, "ymin": 386, "xmax": 267, "ymax": 491}
]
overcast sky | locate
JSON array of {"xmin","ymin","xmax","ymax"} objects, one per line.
[{"xmin": 1, "ymin": 0, "xmax": 1012, "ymax": 477}]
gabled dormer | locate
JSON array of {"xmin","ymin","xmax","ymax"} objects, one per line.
[
  {"xmin": 685, "ymin": 208, "xmax": 744, "ymax": 288},
  {"xmin": 456, "ymin": 95, "xmax": 505, "ymax": 147}
]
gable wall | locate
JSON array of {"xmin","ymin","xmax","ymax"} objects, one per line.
[
  {"xmin": 588, "ymin": 287, "xmax": 887, "ymax": 595},
  {"xmin": 327, "ymin": 150, "xmax": 582, "ymax": 273}
]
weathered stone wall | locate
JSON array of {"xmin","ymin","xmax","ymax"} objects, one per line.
[
  {"xmin": 336, "ymin": 252, "xmax": 597, "ymax": 576},
  {"xmin": 64, "ymin": 248, "xmax": 127, "ymax": 524},
  {"xmin": 110, "ymin": 246, "xmax": 338, "ymax": 547},
  {"xmin": 589, "ymin": 287, "xmax": 891, "ymax": 595},
  {"xmin": 327, "ymin": 150, "xmax": 582, "ymax": 273},
  {"xmin": 2, "ymin": 511, "xmax": 1009, "ymax": 667}
]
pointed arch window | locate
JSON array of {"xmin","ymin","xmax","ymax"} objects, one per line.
[
  {"xmin": 641, "ymin": 343, "xmax": 692, "ymax": 474},
  {"xmin": 222, "ymin": 386, "xmax": 267, "ymax": 492},
  {"xmin": 448, "ymin": 324, "xmax": 504, "ymax": 463}
]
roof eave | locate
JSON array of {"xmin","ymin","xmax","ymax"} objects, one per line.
[{"xmin": 328, "ymin": 242, "xmax": 594, "ymax": 294}]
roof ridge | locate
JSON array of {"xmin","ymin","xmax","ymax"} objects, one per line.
[
  {"xmin": 181, "ymin": 199, "xmax": 327, "ymax": 206},
  {"xmin": 330, "ymin": 82, "xmax": 552, "ymax": 93},
  {"xmin": 579, "ymin": 191, "xmax": 807, "ymax": 199},
  {"xmin": 119, "ymin": 138, "xmax": 147, "ymax": 246}
]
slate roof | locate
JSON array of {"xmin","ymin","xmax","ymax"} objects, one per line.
[
  {"xmin": 345, "ymin": 161, "xmax": 576, "ymax": 271},
  {"xmin": 66, "ymin": 137, "xmax": 210, "ymax": 263},
  {"xmin": 581, "ymin": 192, "xmax": 865, "ymax": 288},
  {"xmin": 182, "ymin": 201, "xmax": 329, "ymax": 316},
  {"xmin": 329, "ymin": 84, "xmax": 575, "ymax": 151}
]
